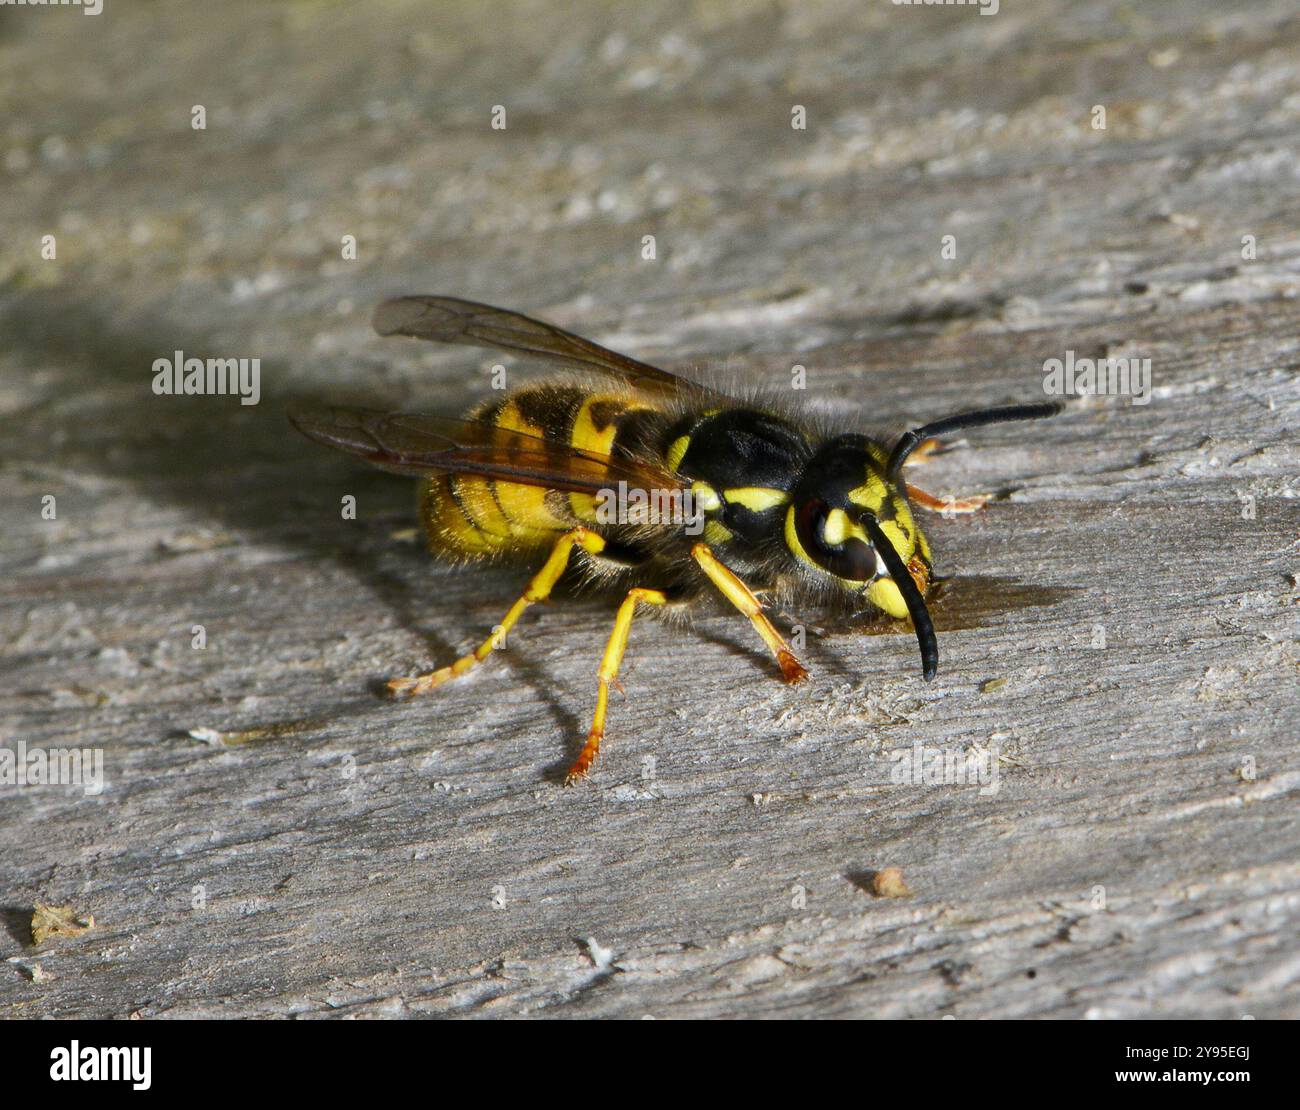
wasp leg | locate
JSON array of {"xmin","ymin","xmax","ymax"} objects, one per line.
[
  {"xmin": 690, "ymin": 543, "xmax": 808, "ymax": 684},
  {"xmin": 901, "ymin": 435, "xmax": 947, "ymax": 467},
  {"xmin": 905, "ymin": 482, "xmax": 991, "ymax": 515},
  {"xmin": 901, "ymin": 435, "xmax": 989, "ymax": 512},
  {"xmin": 387, "ymin": 526, "xmax": 607, "ymax": 697},
  {"xmin": 565, "ymin": 587, "xmax": 668, "ymax": 784}
]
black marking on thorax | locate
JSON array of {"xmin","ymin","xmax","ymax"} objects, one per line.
[
  {"xmin": 674, "ymin": 410, "xmax": 810, "ymax": 488},
  {"xmin": 672, "ymin": 409, "xmax": 811, "ymax": 543}
]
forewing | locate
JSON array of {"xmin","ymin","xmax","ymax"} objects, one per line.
[
  {"xmin": 289, "ymin": 404, "xmax": 684, "ymax": 496},
  {"xmin": 372, "ymin": 295, "xmax": 719, "ymax": 399}
]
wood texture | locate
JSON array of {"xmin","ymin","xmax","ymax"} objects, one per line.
[{"xmin": 1, "ymin": 0, "xmax": 1297, "ymax": 1018}]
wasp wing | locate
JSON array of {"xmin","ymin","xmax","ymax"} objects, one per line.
[
  {"xmin": 290, "ymin": 404, "xmax": 685, "ymax": 496},
  {"xmin": 372, "ymin": 295, "xmax": 720, "ymax": 399}
]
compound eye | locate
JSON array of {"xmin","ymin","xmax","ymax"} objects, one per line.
[
  {"xmin": 794, "ymin": 497, "xmax": 830, "ymax": 558},
  {"xmin": 794, "ymin": 498, "xmax": 878, "ymax": 582}
]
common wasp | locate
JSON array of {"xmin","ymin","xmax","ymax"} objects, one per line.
[{"xmin": 292, "ymin": 296, "xmax": 1061, "ymax": 782}]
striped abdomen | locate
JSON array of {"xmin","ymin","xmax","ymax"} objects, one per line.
[{"xmin": 420, "ymin": 384, "xmax": 667, "ymax": 559}]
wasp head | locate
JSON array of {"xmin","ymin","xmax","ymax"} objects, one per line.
[
  {"xmin": 785, "ymin": 433, "xmax": 937, "ymax": 676},
  {"xmin": 783, "ymin": 401, "xmax": 1062, "ymax": 682}
]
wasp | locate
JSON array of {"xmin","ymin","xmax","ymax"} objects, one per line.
[{"xmin": 292, "ymin": 296, "xmax": 1061, "ymax": 782}]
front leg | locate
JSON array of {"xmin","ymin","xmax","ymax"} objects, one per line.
[
  {"xmin": 901, "ymin": 434, "xmax": 989, "ymax": 514},
  {"xmin": 905, "ymin": 483, "xmax": 990, "ymax": 515},
  {"xmin": 690, "ymin": 543, "xmax": 808, "ymax": 683}
]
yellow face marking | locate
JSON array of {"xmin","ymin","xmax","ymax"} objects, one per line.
[
  {"xmin": 822, "ymin": 508, "xmax": 849, "ymax": 546},
  {"xmin": 723, "ymin": 486, "xmax": 790, "ymax": 513},
  {"xmin": 891, "ymin": 494, "xmax": 930, "ymax": 562},
  {"xmin": 783, "ymin": 504, "xmax": 874, "ymax": 586},
  {"xmin": 850, "ymin": 470, "xmax": 932, "ymax": 566},
  {"xmin": 784, "ymin": 505, "xmax": 813, "ymax": 568},
  {"xmin": 820, "ymin": 507, "xmax": 871, "ymax": 548},
  {"xmin": 867, "ymin": 577, "xmax": 909, "ymax": 619},
  {"xmin": 782, "ymin": 500, "xmax": 930, "ymax": 619},
  {"xmin": 866, "ymin": 517, "xmax": 926, "ymax": 617},
  {"xmin": 847, "ymin": 475, "xmax": 888, "ymax": 514},
  {"xmin": 874, "ymin": 518, "xmax": 913, "ymax": 562}
]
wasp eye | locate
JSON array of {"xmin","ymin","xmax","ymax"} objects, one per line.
[{"xmin": 794, "ymin": 498, "xmax": 878, "ymax": 581}]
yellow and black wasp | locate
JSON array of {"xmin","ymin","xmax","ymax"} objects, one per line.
[{"xmin": 291, "ymin": 296, "xmax": 1061, "ymax": 782}]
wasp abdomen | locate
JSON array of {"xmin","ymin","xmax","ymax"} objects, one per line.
[{"xmin": 419, "ymin": 383, "xmax": 665, "ymax": 559}]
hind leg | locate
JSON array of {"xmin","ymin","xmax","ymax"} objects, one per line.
[
  {"xmin": 387, "ymin": 527, "xmax": 606, "ymax": 697},
  {"xmin": 565, "ymin": 587, "xmax": 668, "ymax": 783}
]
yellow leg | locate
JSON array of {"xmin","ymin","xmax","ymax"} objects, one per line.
[
  {"xmin": 387, "ymin": 527, "xmax": 607, "ymax": 697},
  {"xmin": 905, "ymin": 482, "xmax": 990, "ymax": 515},
  {"xmin": 690, "ymin": 543, "xmax": 808, "ymax": 684},
  {"xmin": 565, "ymin": 587, "xmax": 668, "ymax": 783}
]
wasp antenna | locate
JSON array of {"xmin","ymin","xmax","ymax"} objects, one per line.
[
  {"xmin": 886, "ymin": 401, "xmax": 1063, "ymax": 479},
  {"xmin": 862, "ymin": 515, "xmax": 938, "ymax": 682}
]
